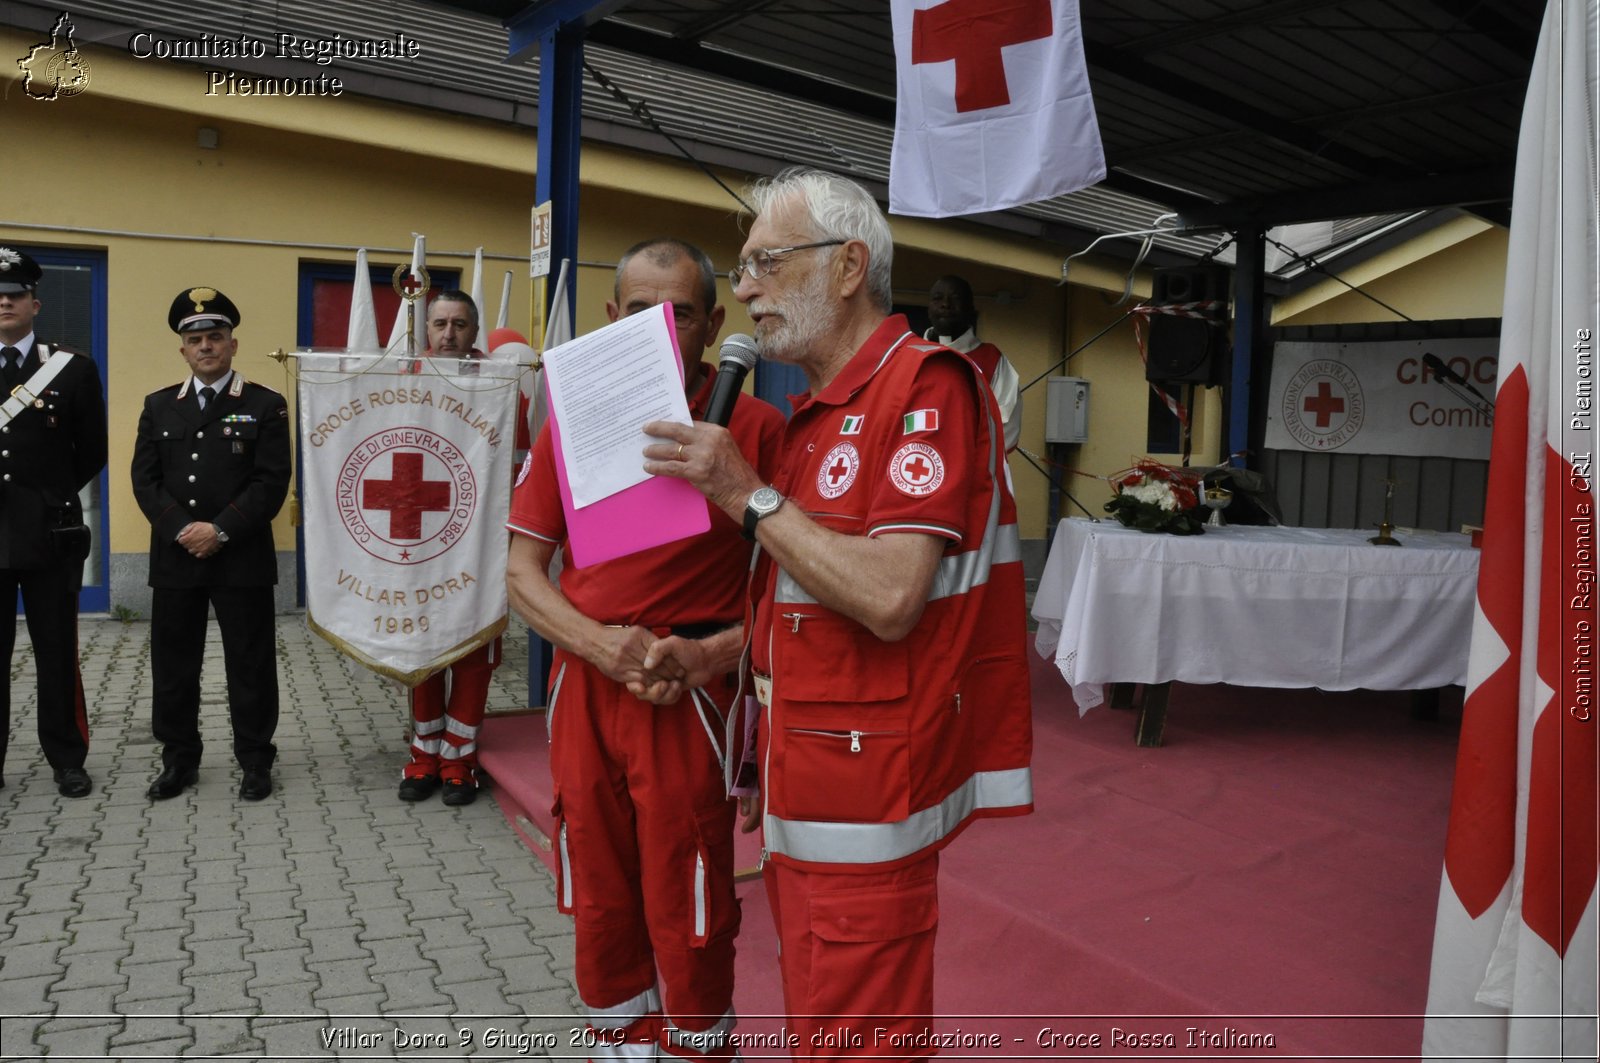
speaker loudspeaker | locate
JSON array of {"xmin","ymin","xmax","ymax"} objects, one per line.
[{"xmin": 1146, "ymin": 266, "xmax": 1229, "ymax": 386}]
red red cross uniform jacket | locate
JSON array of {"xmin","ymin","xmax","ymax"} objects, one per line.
[
  {"xmin": 751, "ymin": 315, "xmax": 1034, "ymax": 873},
  {"xmin": 508, "ymin": 364, "xmax": 786, "ymax": 1059}
]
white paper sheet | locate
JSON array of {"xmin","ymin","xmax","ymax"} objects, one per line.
[{"xmin": 540, "ymin": 303, "xmax": 689, "ymax": 509}]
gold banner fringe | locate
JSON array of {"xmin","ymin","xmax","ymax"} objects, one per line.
[{"xmin": 306, "ymin": 611, "xmax": 509, "ymax": 689}]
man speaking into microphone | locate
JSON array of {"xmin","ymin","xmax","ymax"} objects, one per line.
[{"xmin": 506, "ymin": 238, "xmax": 785, "ymax": 1060}]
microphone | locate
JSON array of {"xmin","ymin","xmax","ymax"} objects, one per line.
[
  {"xmin": 703, "ymin": 334, "xmax": 759, "ymax": 427},
  {"xmin": 1422, "ymin": 352, "xmax": 1492, "ymax": 404},
  {"xmin": 1421, "ymin": 352, "xmax": 1467, "ymax": 387}
]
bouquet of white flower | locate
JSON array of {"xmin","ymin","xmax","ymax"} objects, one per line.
[{"xmin": 1104, "ymin": 461, "xmax": 1206, "ymax": 535}]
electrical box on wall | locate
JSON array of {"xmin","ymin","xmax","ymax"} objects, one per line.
[{"xmin": 1045, "ymin": 376, "xmax": 1090, "ymax": 443}]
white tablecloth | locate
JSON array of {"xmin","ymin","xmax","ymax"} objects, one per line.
[{"xmin": 1032, "ymin": 519, "xmax": 1480, "ymax": 712}]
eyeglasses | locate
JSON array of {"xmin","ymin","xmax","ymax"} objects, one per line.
[{"xmin": 729, "ymin": 240, "xmax": 846, "ymax": 285}]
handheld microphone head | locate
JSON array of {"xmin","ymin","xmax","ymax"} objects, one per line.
[
  {"xmin": 1423, "ymin": 350, "xmax": 1494, "ymax": 408},
  {"xmin": 718, "ymin": 333, "xmax": 759, "ymax": 372},
  {"xmin": 704, "ymin": 334, "xmax": 759, "ymax": 428},
  {"xmin": 1422, "ymin": 351, "xmax": 1464, "ymax": 386}
]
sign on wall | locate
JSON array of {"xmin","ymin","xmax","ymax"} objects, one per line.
[
  {"xmin": 530, "ymin": 201, "xmax": 553, "ymax": 279},
  {"xmin": 1264, "ymin": 338, "xmax": 1497, "ymax": 458}
]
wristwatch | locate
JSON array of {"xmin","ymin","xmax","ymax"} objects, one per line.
[{"xmin": 742, "ymin": 486, "xmax": 784, "ymax": 540}]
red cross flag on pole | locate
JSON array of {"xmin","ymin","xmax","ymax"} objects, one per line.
[
  {"xmin": 889, "ymin": 0, "xmax": 1105, "ymax": 218},
  {"xmin": 295, "ymin": 349, "xmax": 521, "ymax": 685},
  {"xmin": 1421, "ymin": 1, "xmax": 1598, "ymax": 1058}
]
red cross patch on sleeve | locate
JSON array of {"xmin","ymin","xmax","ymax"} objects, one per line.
[
  {"xmin": 888, "ymin": 441, "xmax": 945, "ymax": 497},
  {"xmin": 817, "ymin": 442, "xmax": 860, "ymax": 499}
]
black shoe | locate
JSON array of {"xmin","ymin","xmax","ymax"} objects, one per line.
[
  {"xmin": 440, "ymin": 777, "xmax": 478, "ymax": 807},
  {"xmin": 239, "ymin": 768, "xmax": 273, "ymax": 801},
  {"xmin": 147, "ymin": 765, "xmax": 198, "ymax": 800},
  {"xmin": 54, "ymin": 767, "xmax": 92, "ymax": 798},
  {"xmin": 398, "ymin": 774, "xmax": 439, "ymax": 802}
]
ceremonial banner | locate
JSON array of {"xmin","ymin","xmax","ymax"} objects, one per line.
[
  {"xmin": 1264, "ymin": 338, "xmax": 1497, "ymax": 458},
  {"xmin": 1422, "ymin": 1, "xmax": 1598, "ymax": 1058},
  {"xmin": 889, "ymin": 0, "xmax": 1105, "ymax": 218},
  {"xmin": 298, "ymin": 353, "xmax": 520, "ymax": 685}
]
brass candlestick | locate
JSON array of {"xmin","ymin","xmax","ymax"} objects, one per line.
[{"xmin": 1369, "ymin": 477, "xmax": 1401, "ymax": 546}]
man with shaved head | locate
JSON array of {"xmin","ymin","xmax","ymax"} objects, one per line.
[{"xmin": 507, "ymin": 237, "xmax": 785, "ymax": 1061}]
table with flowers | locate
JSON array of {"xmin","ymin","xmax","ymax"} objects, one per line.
[{"xmin": 1031, "ymin": 518, "xmax": 1480, "ymax": 743}]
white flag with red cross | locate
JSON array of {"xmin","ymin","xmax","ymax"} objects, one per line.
[
  {"xmin": 296, "ymin": 352, "xmax": 520, "ymax": 686},
  {"xmin": 889, "ymin": 0, "xmax": 1105, "ymax": 218},
  {"xmin": 1421, "ymin": 1, "xmax": 1598, "ymax": 1058}
]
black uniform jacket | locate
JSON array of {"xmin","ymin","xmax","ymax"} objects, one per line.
[
  {"xmin": 131, "ymin": 374, "xmax": 291, "ymax": 588},
  {"xmin": 0, "ymin": 342, "xmax": 108, "ymax": 571}
]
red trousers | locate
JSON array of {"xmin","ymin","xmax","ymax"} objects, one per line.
[
  {"xmin": 407, "ymin": 638, "xmax": 500, "ymax": 782},
  {"xmin": 548, "ymin": 649, "xmax": 740, "ymax": 1061},
  {"xmin": 764, "ymin": 854, "xmax": 940, "ymax": 1061}
]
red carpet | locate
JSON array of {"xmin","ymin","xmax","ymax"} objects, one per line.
[{"xmin": 483, "ymin": 654, "xmax": 1460, "ymax": 1060}]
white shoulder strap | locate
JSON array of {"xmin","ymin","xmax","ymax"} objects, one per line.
[{"xmin": 0, "ymin": 346, "xmax": 79, "ymax": 429}]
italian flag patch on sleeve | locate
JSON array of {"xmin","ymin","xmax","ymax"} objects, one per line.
[{"xmin": 902, "ymin": 408, "xmax": 939, "ymax": 434}]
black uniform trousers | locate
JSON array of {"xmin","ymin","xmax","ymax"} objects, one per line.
[
  {"xmin": 1, "ymin": 566, "xmax": 89, "ymax": 776},
  {"xmin": 150, "ymin": 584, "xmax": 277, "ymax": 772}
]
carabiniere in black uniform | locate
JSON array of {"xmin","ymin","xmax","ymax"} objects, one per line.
[
  {"xmin": 0, "ymin": 247, "xmax": 107, "ymax": 797},
  {"xmin": 131, "ymin": 287, "xmax": 290, "ymax": 801}
]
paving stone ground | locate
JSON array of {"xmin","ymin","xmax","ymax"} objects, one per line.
[{"xmin": 1, "ymin": 614, "xmax": 586, "ymax": 1061}]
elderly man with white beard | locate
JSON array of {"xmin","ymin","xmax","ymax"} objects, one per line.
[{"xmin": 640, "ymin": 168, "xmax": 1034, "ymax": 1059}]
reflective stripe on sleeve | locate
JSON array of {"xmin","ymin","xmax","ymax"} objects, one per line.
[{"xmin": 774, "ymin": 522, "xmax": 1019, "ymax": 606}]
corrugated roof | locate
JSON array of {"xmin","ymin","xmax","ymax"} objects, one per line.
[{"xmin": 4, "ymin": 0, "xmax": 1542, "ymax": 278}]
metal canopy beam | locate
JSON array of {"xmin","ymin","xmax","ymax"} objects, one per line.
[
  {"xmin": 584, "ymin": 19, "xmax": 896, "ymax": 122},
  {"xmin": 1116, "ymin": 0, "xmax": 1355, "ymax": 54},
  {"xmin": 505, "ymin": 0, "xmax": 630, "ymax": 62},
  {"xmin": 1177, "ymin": 163, "xmax": 1514, "ymax": 228},
  {"xmin": 677, "ymin": 0, "xmax": 787, "ymax": 41},
  {"xmin": 1083, "ymin": 42, "xmax": 1416, "ymax": 185}
]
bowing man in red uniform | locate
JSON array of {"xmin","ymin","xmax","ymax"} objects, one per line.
[{"xmin": 507, "ymin": 239, "xmax": 785, "ymax": 1060}]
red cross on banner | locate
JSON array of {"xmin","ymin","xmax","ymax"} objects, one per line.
[
  {"xmin": 362, "ymin": 451, "xmax": 452, "ymax": 539},
  {"xmin": 1302, "ymin": 381, "xmax": 1346, "ymax": 427},
  {"xmin": 912, "ymin": 0, "xmax": 1052, "ymax": 112},
  {"xmin": 827, "ymin": 457, "xmax": 852, "ymax": 485}
]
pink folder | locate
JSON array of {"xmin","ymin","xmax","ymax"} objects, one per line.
[{"xmin": 544, "ymin": 305, "xmax": 711, "ymax": 567}]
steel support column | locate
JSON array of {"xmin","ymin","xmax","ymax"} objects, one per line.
[
  {"xmin": 1228, "ymin": 227, "xmax": 1266, "ymax": 467},
  {"xmin": 509, "ymin": 1, "xmax": 605, "ymax": 706}
]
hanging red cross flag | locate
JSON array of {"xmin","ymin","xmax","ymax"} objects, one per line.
[
  {"xmin": 889, "ymin": 0, "xmax": 1106, "ymax": 218},
  {"xmin": 1422, "ymin": 1, "xmax": 1597, "ymax": 1056}
]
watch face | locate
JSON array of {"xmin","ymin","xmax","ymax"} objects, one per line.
[{"xmin": 752, "ymin": 487, "xmax": 782, "ymax": 513}]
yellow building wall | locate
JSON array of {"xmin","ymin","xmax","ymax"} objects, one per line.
[
  {"xmin": 1274, "ymin": 218, "xmax": 1507, "ymax": 326},
  {"xmin": 1, "ymin": 26, "xmax": 1230, "ymax": 608}
]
